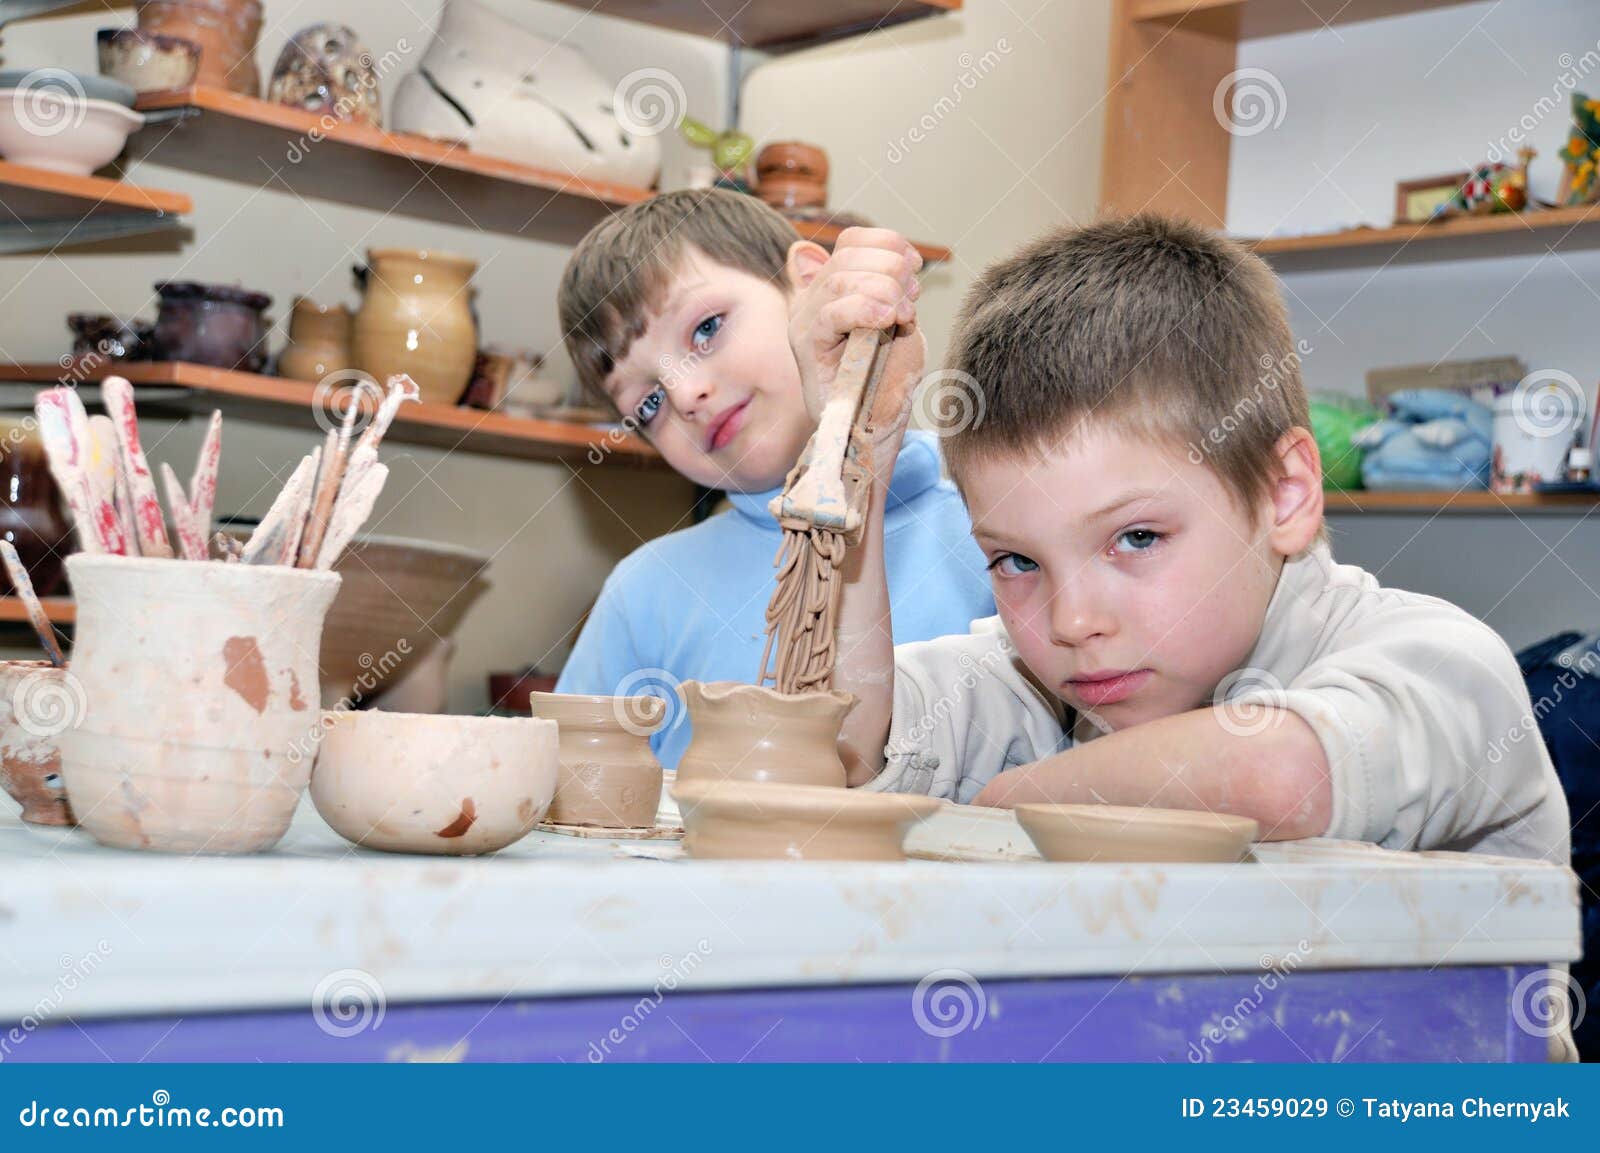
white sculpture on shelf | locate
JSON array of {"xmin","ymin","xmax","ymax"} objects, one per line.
[{"xmin": 390, "ymin": 0, "xmax": 663, "ymax": 189}]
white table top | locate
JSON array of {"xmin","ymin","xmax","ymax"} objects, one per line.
[{"xmin": 0, "ymin": 797, "xmax": 1580, "ymax": 1020}]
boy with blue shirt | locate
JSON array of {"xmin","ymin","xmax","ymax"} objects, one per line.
[{"xmin": 555, "ymin": 190, "xmax": 992, "ymax": 767}]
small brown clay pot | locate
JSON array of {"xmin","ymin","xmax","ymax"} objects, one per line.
[
  {"xmin": 675, "ymin": 681, "xmax": 854, "ymax": 789},
  {"xmin": 0, "ymin": 660, "xmax": 76, "ymax": 826},
  {"xmin": 529, "ymin": 692, "xmax": 665, "ymax": 827},
  {"xmin": 757, "ymin": 174, "xmax": 826, "ymax": 210},
  {"xmin": 755, "ymin": 142, "xmax": 828, "ymax": 182},
  {"xmin": 152, "ymin": 281, "xmax": 272, "ymax": 372},
  {"xmin": 277, "ymin": 296, "xmax": 351, "ymax": 382},
  {"xmin": 137, "ymin": 0, "xmax": 263, "ymax": 96}
]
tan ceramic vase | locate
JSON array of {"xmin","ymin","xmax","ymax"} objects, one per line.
[
  {"xmin": 675, "ymin": 681, "xmax": 854, "ymax": 789},
  {"xmin": 278, "ymin": 297, "xmax": 352, "ymax": 382},
  {"xmin": 352, "ymin": 248, "xmax": 478, "ymax": 406},
  {"xmin": 0, "ymin": 660, "xmax": 76, "ymax": 826},
  {"xmin": 58, "ymin": 554, "xmax": 341, "ymax": 854},
  {"xmin": 529, "ymin": 692, "xmax": 665, "ymax": 828},
  {"xmin": 137, "ymin": 0, "xmax": 263, "ymax": 96}
]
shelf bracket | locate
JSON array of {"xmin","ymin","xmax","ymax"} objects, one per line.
[{"xmin": 0, "ymin": 212, "xmax": 185, "ymax": 254}]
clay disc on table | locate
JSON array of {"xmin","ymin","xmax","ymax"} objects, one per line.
[
  {"xmin": 675, "ymin": 780, "xmax": 941, "ymax": 861},
  {"xmin": 1015, "ymin": 803, "xmax": 1258, "ymax": 864}
]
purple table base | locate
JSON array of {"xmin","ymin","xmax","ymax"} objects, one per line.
[{"xmin": 6, "ymin": 966, "xmax": 1549, "ymax": 1062}]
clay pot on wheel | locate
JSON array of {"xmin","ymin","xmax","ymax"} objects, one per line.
[
  {"xmin": 675, "ymin": 680, "xmax": 854, "ymax": 789},
  {"xmin": 0, "ymin": 660, "xmax": 76, "ymax": 826},
  {"xmin": 58, "ymin": 555, "xmax": 340, "ymax": 853},
  {"xmin": 352, "ymin": 248, "xmax": 478, "ymax": 406},
  {"xmin": 528, "ymin": 692, "xmax": 665, "ymax": 828}
]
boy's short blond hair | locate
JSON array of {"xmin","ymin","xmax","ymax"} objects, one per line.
[
  {"xmin": 559, "ymin": 189, "xmax": 797, "ymax": 404},
  {"xmin": 940, "ymin": 214, "xmax": 1311, "ymax": 527}
]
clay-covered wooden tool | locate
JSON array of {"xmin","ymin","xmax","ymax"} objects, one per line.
[
  {"xmin": 0, "ymin": 540, "xmax": 64, "ymax": 666},
  {"xmin": 101, "ymin": 375, "xmax": 173, "ymax": 558}
]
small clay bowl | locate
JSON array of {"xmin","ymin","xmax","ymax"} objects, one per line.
[
  {"xmin": 676, "ymin": 779, "xmax": 941, "ymax": 861},
  {"xmin": 1015, "ymin": 804, "xmax": 1258, "ymax": 864},
  {"xmin": 310, "ymin": 709, "xmax": 557, "ymax": 855},
  {"xmin": 528, "ymin": 692, "xmax": 665, "ymax": 828},
  {"xmin": 0, "ymin": 660, "xmax": 75, "ymax": 827},
  {"xmin": 97, "ymin": 29, "xmax": 201, "ymax": 94}
]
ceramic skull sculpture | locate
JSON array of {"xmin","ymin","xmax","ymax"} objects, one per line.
[
  {"xmin": 268, "ymin": 23, "xmax": 382, "ymax": 126},
  {"xmin": 390, "ymin": 0, "xmax": 662, "ymax": 188}
]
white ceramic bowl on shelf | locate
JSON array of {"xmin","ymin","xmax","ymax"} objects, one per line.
[{"xmin": 0, "ymin": 90, "xmax": 143, "ymax": 175}]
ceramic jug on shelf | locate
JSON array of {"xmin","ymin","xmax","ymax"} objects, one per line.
[
  {"xmin": 277, "ymin": 296, "xmax": 352, "ymax": 382},
  {"xmin": 351, "ymin": 248, "xmax": 478, "ymax": 406}
]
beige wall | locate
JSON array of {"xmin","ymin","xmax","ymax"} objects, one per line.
[{"xmin": 0, "ymin": 0, "xmax": 1113, "ymax": 707}]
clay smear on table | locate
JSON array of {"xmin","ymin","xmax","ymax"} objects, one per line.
[
  {"xmin": 1015, "ymin": 804, "xmax": 1259, "ymax": 864},
  {"xmin": 676, "ymin": 779, "xmax": 940, "ymax": 861}
]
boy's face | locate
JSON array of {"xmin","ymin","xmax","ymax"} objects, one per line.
[
  {"xmin": 600, "ymin": 247, "xmax": 814, "ymax": 492},
  {"xmin": 963, "ymin": 426, "xmax": 1284, "ymax": 733}
]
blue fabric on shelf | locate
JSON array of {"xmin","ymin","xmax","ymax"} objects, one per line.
[{"xmin": 1358, "ymin": 388, "xmax": 1493, "ymax": 491}]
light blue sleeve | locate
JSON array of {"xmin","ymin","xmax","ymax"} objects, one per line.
[{"xmin": 554, "ymin": 574, "xmax": 642, "ymax": 699}]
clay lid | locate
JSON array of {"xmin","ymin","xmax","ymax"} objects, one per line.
[{"xmin": 1015, "ymin": 803, "xmax": 1258, "ymax": 864}]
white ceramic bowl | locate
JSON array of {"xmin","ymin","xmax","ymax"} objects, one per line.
[
  {"xmin": 0, "ymin": 90, "xmax": 143, "ymax": 175},
  {"xmin": 310, "ymin": 709, "xmax": 558, "ymax": 855}
]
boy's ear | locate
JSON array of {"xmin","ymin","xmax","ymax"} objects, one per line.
[
  {"xmin": 785, "ymin": 240, "xmax": 831, "ymax": 291},
  {"xmin": 1266, "ymin": 427, "xmax": 1325, "ymax": 557}
]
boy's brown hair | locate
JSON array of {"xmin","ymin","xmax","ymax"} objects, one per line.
[
  {"xmin": 559, "ymin": 188, "xmax": 797, "ymax": 405},
  {"xmin": 940, "ymin": 214, "xmax": 1312, "ymax": 528}
]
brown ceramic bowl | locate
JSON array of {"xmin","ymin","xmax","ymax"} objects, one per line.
[
  {"xmin": 676, "ymin": 779, "xmax": 940, "ymax": 861},
  {"xmin": 528, "ymin": 692, "xmax": 665, "ymax": 828},
  {"xmin": 1015, "ymin": 804, "xmax": 1258, "ymax": 864},
  {"xmin": 0, "ymin": 660, "xmax": 76, "ymax": 826},
  {"xmin": 755, "ymin": 141, "xmax": 828, "ymax": 182},
  {"xmin": 97, "ymin": 28, "xmax": 201, "ymax": 93},
  {"xmin": 757, "ymin": 174, "xmax": 826, "ymax": 210}
]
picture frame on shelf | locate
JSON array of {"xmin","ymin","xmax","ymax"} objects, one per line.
[{"xmin": 1393, "ymin": 171, "xmax": 1469, "ymax": 225}]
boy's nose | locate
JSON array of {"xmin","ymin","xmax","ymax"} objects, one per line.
[
  {"xmin": 669, "ymin": 369, "xmax": 717, "ymax": 421},
  {"xmin": 1048, "ymin": 588, "xmax": 1115, "ymax": 646}
]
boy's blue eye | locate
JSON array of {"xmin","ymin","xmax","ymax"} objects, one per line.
[
  {"xmin": 633, "ymin": 387, "xmax": 665, "ymax": 427},
  {"xmin": 691, "ymin": 314, "xmax": 722, "ymax": 351},
  {"xmin": 987, "ymin": 552, "xmax": 1039, "ymax": 577},
  {"xmin": 1114, "ymin": 529, "xmax": 1161, "ymax": 553}
]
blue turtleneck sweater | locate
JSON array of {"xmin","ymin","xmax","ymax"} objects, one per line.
[{"xmin": 554, "ymin": 430, "xmax": 995, "ymax": 769}]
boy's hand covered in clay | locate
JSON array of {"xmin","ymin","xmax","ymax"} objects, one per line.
[{"xmin": 788, "ymin": 227, "xmax": 925, "ymax": 454}]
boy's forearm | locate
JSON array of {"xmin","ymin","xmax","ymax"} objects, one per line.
[
  {"xmin": 831, "ymin": 427, "xmax": 905, "ymax": 786},
  {"xmin": 973, "ymin": 706, "xmax": 1333, "ymax": 840}
]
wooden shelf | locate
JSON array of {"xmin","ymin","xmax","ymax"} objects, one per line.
[
  {"xmin": 0, "ymin": 160, "xmax": 191, "ymax": 221},
  {"xmin": 1132, "ymin": 0, "xmax": 1479, "ymax": 41},
  {"xmin": 0, "ymin": 362, "xmax": 664, "ymax": 468},
  {"xmin": 0, "ymin": 597, "xmax": 75, "ymax": 625},
  {"xmin": 131, "ymin": 86, "xmax": 651, "ymax": 244},
  {"xmin": 127, "ymin": 87, "xmax": 950, "ymax": 260},
  {"xmin": 1324, "ymin": 489, "xmax": 1600, "ymax": 515},
  {"xmin": 557, "ymin": 0, "xmax": 961, "ymax": 49},
  {"xmin": 1245, "ymin": 203, "xmax": 1600, "ymax": 272}
]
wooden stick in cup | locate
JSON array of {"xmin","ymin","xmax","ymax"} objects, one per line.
[
  {"xmin": 0, "ymin": 541, "xmax": 64, "ymax": 667},
  {"xmin": 102, "ymin": 376, "xmax": 173, "ymax": 558}
]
